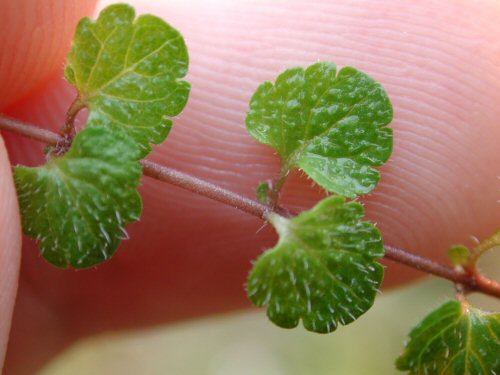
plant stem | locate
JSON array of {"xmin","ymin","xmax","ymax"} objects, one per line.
[
  {"xmin": 61, "ymin": 96, "xmax": 85, "ymax": 137},
  {"xmin": 269, "ymin": 164, "xmax": 290, "ymax": 209},
  {"xmin": 468, "ymin": 229, "xmax": 500, "ymax": 269},
  {"xmin": 141, "ymin": 160, "xmax": 271, "ymax": 219},
  {"xmin": 384, "ymin": 245, "xmax": 500, "ymax": 299},
  {"xmin": 0, "ymin": 115, "xmax": 60, "ymax": 144},
  {"xmin": 1, "ymin": 113, "xmax": 499, "ymax": 299},
  {"xmin": 53, "ymin": 97, "xmax": 86, "ymax": 155}
]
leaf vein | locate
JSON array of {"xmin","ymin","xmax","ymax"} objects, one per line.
[{"xmin": 90, "ymin": 35, "xmax": 182, "ymax": 95}]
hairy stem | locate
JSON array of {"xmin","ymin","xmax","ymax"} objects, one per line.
[
  {"xmin": 141, "ymin": 160, "xmax": 271, "ymax": 219},
  {"xmin": 1, "ymin": 113, "xmax": 499, "ymax": 299},
  {"xmin": 53, "ymin": 97, "xmax": 86, "ymax": 155},
  {"xmin": 269, "ymin": 164, "xmax": 290, "ymax": 209},
  {"xmin": 0, "ymin": 116, "xmax": 60, "ymax": 144},
  {"xmin": 61, "ymin": 96, "xmax": 85, "ymax": 138},
  {"xmin": 469, "ymin": 229, "xmax": 500, "ymax": 269},
  {"xmin": 384, "ymin": 245, "xmax": 500, "ymax": 298}
]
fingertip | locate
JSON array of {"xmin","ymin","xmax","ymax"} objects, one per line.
[
  {"xmin": 0, "ymin": 0, "xmax": 98, "ymax": 110},
  {"xmin": 0, "ymin": 136, "xmax": 22, "ymax": 370}
]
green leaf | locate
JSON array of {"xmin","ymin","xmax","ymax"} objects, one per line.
[
  {"xmin": 256, "ymin": 181, "xmax": 271, "ymax": 205},
  {"xmin": 448, "ymin": 245, "xmax": 471, "ymax": 268},
  {"xmin": 14, "ymin": 127, "xmax": 143, "ymax": 269},
  {"xmin": 65, "ymin": 4, "xmax": 190, "ymax": 156},
  {"xmin": 246, "ymin": 62, "xmax": 393, "ymax": 198},
  {"xmin": 247, "ymin": 196, "xmax": 384, "ymax": 333},
  {"xmin": 396, "ymin": 300, "xmax": 500, "ymax": 374}
]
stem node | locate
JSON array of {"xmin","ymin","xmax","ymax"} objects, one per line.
[{"xmin": 0, "ymin": 113, "xmax": 499, "ymax": 300}]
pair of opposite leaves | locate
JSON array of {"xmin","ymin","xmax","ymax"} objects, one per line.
[
  {"xmin": 16, "ymin": 4, "xmax": 393, "ymax": 334},
  {"xmin": 13, "ymin": 5, "xmax": 500, "ymax": 374}
]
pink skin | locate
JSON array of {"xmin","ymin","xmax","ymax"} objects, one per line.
[{"xmin": 1, "ymin": 0, "xmax": 499, "ymax": 373}]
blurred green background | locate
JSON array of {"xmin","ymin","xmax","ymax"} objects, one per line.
[{"xmin": 39, "ymin": 254, "xmax": 499, "ymax": 375}]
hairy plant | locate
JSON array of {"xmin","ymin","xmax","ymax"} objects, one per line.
[{"xmin": 0, "ymin": 4, "xmax": 498, "ymax": 374}]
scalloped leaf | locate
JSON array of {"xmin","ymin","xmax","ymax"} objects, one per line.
[
  {"xmin": 14, "ymin": 127, "xmax": 143, "ymax": 269},
  {"xmin": 246, "ymin": 62, "xmax": 393, "ymax": 198},
  {"xmin": 247, "ymin": 196, "xmax": 384, "ymax": 333},
  {"xmin": 65, "ymin": 3, "xmax": 190, "ymax": 156},
  {"xmin": 396, "ymin": 300, "xmax": 500, "ymax": 374}
]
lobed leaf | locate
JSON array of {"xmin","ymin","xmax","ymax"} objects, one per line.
[
  {"xmin": 246, "ymin": 62, "xmax": 393, "ymax": 198},
  {"xmin": 396, "ymin": 300, "xmax": 500, "ymax": 374},
  {"xmin": 14, "ymin": 127, "xmax": 143, "ymax": 269},
  {"xmin": 247, "ymin": 196, "xmax": 384, "ymax": 333},
  {"xmin": 65, "ymin": 3, "xmax": 190, "ymax": 156}
]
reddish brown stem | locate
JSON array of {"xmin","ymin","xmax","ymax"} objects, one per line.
[
  {"xmin": 1, "ymin": 113, "xmax": 499, "ymax": 299},
  {"xmin": 141, "ymin": 160, "xmax": 271, "ymax": 219},
  {"xmin": 53, "ymin": 97, "xmax": 86, "ymax": 155},
  {"xmin": 0, "ymin": 115, "xmax": 60, "ymax": 144},
  {"xmin": 61, "ymin": 96, "xmax": 85, "ymax": 137},
  {"xmin": 384, "ymin": 245, "xmax": 500, "ymax": 299}
]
